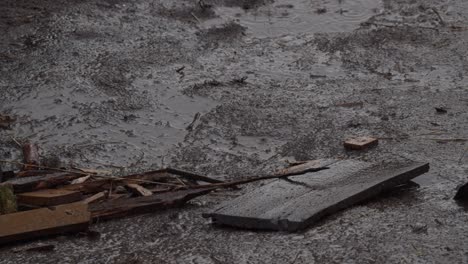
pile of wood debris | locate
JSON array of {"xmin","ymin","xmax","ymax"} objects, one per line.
[
  {"xmin": 0, "ymin": 142, "xmax": 231, "ymax": 244},
  {"xmin": 0, "ymin": 140, "xmax": 431, "ymax": 244},
  {"xmin": 0, "ymin": 142, "xmax": 332, "ymax": 244}
]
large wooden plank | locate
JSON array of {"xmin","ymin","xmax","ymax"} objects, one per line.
[
  {"xmin": 17, "ymin": 189, "xmax": 83, "ymax": 206},
  {"xmin": 0, "ymin": 202, "xmax": 90, "ymax": 244},
  {"xmin": 205, "ymin": 160, "xmax": 429, "ymax": 231}
]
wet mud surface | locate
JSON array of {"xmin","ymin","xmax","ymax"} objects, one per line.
[{"xmin": 1, "ymin": 0, "xmax": 468, "ymax": 263}]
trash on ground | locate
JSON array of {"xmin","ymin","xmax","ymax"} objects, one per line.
[
  {"xmin": 454, "ymin": 182, "xmax": 468, "ymax": 201},
  {"xmin": 344, "ymin": 136, "xmax": 378, "ymax": 150},
  {"xmin": 204, "ymin": 159, "xmax": 429, "ymax": 232},
  {"xmin": 435, "ymin": 107, "xmax": 448, "ymax": 114}
]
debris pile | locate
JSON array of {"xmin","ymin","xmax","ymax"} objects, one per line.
[
  {"xmin": 0, "ymin": 140, "xmax": 433, "ymax": 245},
  {"xmin": 0, "ymin": 160, "xmax": 224, "ymax": 244}
]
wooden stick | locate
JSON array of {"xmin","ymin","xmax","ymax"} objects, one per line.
[{"xmin": 22, "ymin": 143, "xmax": 40, "ymax": 171}]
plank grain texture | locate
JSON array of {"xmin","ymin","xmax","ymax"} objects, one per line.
[
  {"xmin": 206, "ymin": 160, "xmax": 429, "ymax": 231},
  {"xmin": 17, "ymin": 189, "xmax": 83, "ymax": 206},
  {"xmin": 0, "ymin": 202, "xmax": 90, "ymax": 244}
]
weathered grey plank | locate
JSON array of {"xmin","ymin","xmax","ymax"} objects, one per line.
[{"xmin": 205, "ymin": 160, "xmax": 429, "ymax": 231}]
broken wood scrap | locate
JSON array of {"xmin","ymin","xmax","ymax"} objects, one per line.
[
  {"xmin": 22, "ymin": 143, "xmax": 40, "ymax": 171},
  {"xmin": 61, "ymin": 173, "xmax": 175, "ymax": 194},
  {"xmin": 61, "ymin": 169, "xmax": 198, "ymax": 194},
  {"xmin": 277, "ymin": 159, "xmax": 337, "ymax": 176},
  {"xmin": 0, "ymin": 202, "xmax": 90, "ymax": 245},
  {"xmin": 205, "ymin": 160, "xmax": 429, "ymax": 231},
  {"xmin": 0, "ymin": 184, "xmax": 17, "ymax": 214},
  {"xmin": 344, "ymin": 137, "xmax": 378, "ymax": 150},
  {"xmin": 185, "ymin": 161, "xmax": 332, "ymax": 191},
  {"xmin": 90, "ymin": 188, "xmax": 215, "ymax": 221},
  {"xmin": 17, "ymin": 189, "xmax": 83, "ymax": 207},
  {"xmin": 71, "ymin": 175, "xmax": 91, "ymax": 184},
  {"xmin": 15, "ymin": 169, "xmax": 57, "ymax": 178},
  {"xmin": 82, "ymin": 191, "xmax": 108, "ymax": 204},
  {"xmin": 61, "ymin": 178, "xmax": 114, "ymax": 194},
  {"xmin": 107, "ymin": 193, "xmax": 131, "ymax": 202},
  {"xmin": 126, "ymin": 184, "xmax": 153, "ymax": 197},
  {"xmin": 4, "ymin": 172, "xmax": 82, "ymax": 193}
]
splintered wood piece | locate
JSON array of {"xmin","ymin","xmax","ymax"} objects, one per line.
[
  {"xmin": 277, "ymin": 159, "xmax": 338, "ymax": 176},
  {"xmin": 71, "ymin": 176, "xmax": 91, "ymax": 185},
  {"xmin": 17, "ymin": 189, "xmax": 83, "ymax": 206},
  {"xmin": 126, "ymin": 184, "xmax": 153, "ymax": 197},
  {"xmin": 61, "ymin": 171, "xmax": 174, "ymax": 194},
  {"xmin": 0, "ymin": 184, "xmax": 17, "ymax": 214},
  {"xmin": 5, "ymin": 173, "xmax": 82, "ymax": 193},
  {"xmin": 90, "ymin": 188, "xmax": 214, "ymax": 221},
  {"xmin": 82, "ymin": 191, "xmax": 108, "ymax": 204},
  {"xmin": 205, "ymin": 160, "xmax": 429, "ymax": 232},
  {"xmin": 22, "ymin": 143, "xmax": 40, "ymax": 171},
  {"xmin": 344, "ymin": 136, "xmax": 378, "ymax": 150},
  {"xmin": 15, "ymin": 170, "xmax": 56, "ymax": 178},
  {"xmin": 0, "ymin": 202, "xmax": 90, "ymax": 244}
]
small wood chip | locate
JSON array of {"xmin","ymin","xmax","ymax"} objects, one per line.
[
  {"xmin": 344, "ymin": 137, "xmax": 378, "ymax": 150},
  {"xmin": 82, "ymin": 191, "xmax": 108, "ymax": 204},
  {"xmin": 126, "ymin": 184, "xmax": 153, "ymax": 197},
  {"xmin": 71, "ymin": 176, "xmax": 91, "ymax": 185}
]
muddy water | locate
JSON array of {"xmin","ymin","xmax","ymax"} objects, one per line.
[
  {"xmin": 205, "ymin": 0, "xmax": 383, "ymax": 37},
  {"xmin": 4, "ymin": 77, "xmax": 217, "ymax": 168}
]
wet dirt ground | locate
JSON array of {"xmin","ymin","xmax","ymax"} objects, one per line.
[{"xmin": 1, "ymin": 0, "xmax": 468, "ymax": 263}]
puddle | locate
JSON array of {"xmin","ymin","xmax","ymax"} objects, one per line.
[
  {"xmin": 204, "ymin": 0, "xmax": 383, "ymax": 37},
  {"xmin": 4, "ymin": 77, "xmax": 217, "ymax": 168}
]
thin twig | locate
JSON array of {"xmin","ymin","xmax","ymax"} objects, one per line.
[
  {"xmin": 431, "ymin": 7, "xmax": 445, "ymax": 26},
  {"xmin": 173, "ymin": 175, "xmax": 187, "ymax": 186},
  {"xmin": 186, "ymin": 166, "xmax": 329, "ymax": 190},
  {"xmin": 425, "ymin": 138, "xmax": 467, "ymax": 142},
  {"xmin": 11, "ymin": 137, "xmax": 22, "ymax": 148},
  {"xmin": 191, "ymin": 12, "xmax": 202, "ymax": 24},
  {"xmin": 459, "ymin": 147, "xmax": 468, "ymax": 164}
]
